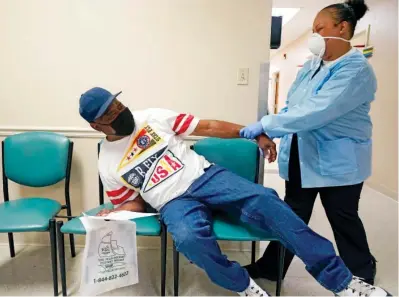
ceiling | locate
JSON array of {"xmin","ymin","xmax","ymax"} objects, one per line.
[
  {"xmin": 271, "ymin": 0, "xmax": 338, "ymax": 57},
  {"xmin": 271, "ymin": 0, "xmax": 380, "ymax": 57}
]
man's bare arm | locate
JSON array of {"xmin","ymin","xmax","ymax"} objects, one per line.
[
  {"xmin": 191, "ymin": 120, "xmax": 243, "ymax": 138},
  {"xmin": 97, "ymin": 195, "xmax": 146, "ymax": 216},
  {"xmin": 190, "ymin": 120, "xmax": 277, "ymax": 163},
  {"xmin": 116, "ymin": 197, "xmax": 146, "ymax": 212}
]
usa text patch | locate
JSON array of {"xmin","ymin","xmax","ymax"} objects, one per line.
[
  {"xmin": 120, "ymin": 146, "xmax": 167, "ymax": 189},
  {"xmin": 143, "ymin": 151, "xmax": 184, "ymax": 192}
]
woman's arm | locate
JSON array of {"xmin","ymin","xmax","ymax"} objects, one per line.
[{"xmin": 261, "ymin": 63, "xmax": 376, "ymax": 139}]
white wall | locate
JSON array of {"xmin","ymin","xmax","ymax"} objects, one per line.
[
  {"xmin": 0, "ymin": 0, "xmax": 272, "ymax": 247},
  {"xmin": 269, "ymin": 0, "xmax": 398, "ymax": 199},
  {"xmin": 269, "ymin": 31, "xmax": 312, "ymax": 112},
  {"xmin": 357, "ymin": 0, "xmax": 398, "ymax": 198},
  {"xmin": 0, "ymin": 0, "xmax": 271, "ymax": 128}
]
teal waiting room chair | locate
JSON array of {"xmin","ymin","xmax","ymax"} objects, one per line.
[
  {"xmin": 1, "ymin": 131, "xmax": 75, "ymax": 296},
  {"xmin": 56, "ymin": 142, "xmax": 167, "ymax": 296},
  {"xmin": 173, "ymin": 138, "xmax": 286, "ymax": 296}
]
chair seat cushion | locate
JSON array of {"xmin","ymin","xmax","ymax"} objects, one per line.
[
  {"xmin": 61, "ymin": 203, "xmax": 161, "ymax": 236},
  {"xmin": 213, "ymin": 213, "xmax": 278, "ymax": 241},
  {"xmin": 0, "ymin": 198, "xmax": 61, "ymax": 232}
]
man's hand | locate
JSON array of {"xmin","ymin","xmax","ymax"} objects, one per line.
[
  {"xmin": 97, "ymin": 209, "xmax": 113, "ymax": 216},
  {"xmin": 96, "ymin": 198, "xmax": 146, "ymax": 217},
  {"xmin": 256, "ymin": 134, "xmax": 277, "ymax": 163}
]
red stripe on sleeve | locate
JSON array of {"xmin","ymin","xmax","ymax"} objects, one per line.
[
  {"xmin": 176, "ymin": 115, "xmax": 194, "ymax": 135},
  {"xmin": 172, "ymin": 114, "xmax": 186, "ymax": 132},
  {"xmin": 110, "ymin": 189, "xmax": 135, "ymax": 205},
  {"xmin": 106, "ymin": 186, "xmax": 127, "ymax": 197}
]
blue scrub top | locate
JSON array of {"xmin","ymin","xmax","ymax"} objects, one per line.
[{"xmin": 261, "ymin": 50, "xmax": 377, "ymax": 188}]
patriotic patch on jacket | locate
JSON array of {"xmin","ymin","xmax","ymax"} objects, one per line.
[
  {"xmin": 119, "ymin": 124, "xmax": 163, "ymax": 170},
  {"xmin": 120, "ymin": 146, "xmax": 168, "ymax": 190},
  {"xmin": 143, "ymin": 150, "xmax": 184, "ymax": 193}
]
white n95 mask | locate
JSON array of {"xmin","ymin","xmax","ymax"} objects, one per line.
[{"xmin": 308, "ymin": 33, "xmax": 350, "ymax": 70}]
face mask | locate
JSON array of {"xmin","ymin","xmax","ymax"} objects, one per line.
[
  {"xmin": 111, "ymin": 108, "xmax": 135, "ymax": 136},
  {"xmin": 308, "ymin": 33, "xmax": 350, "ymax": 70}
]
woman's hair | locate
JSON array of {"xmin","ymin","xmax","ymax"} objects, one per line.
[{"xmin": 323, "ymin": 0, "xmax": 369, "ymax": 38}]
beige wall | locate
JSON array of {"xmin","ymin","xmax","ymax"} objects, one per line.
[
  {"xmin": 360, "ymin": 0, "xmax": 398, "ymax": 198},
  {"xmin": 270, "ymin": 0, "xmax": 398, "ymax": 199},
  {"xmin": 270, "ymin": 31, "xmax": 312, "ymax": 112},
  {"xmin": 0, "ymin": 0, "xmax": 272, "ymax": 247},
  {"xmin": 0, "ymin": 0, "xmax": 271, "ymax": 127}
]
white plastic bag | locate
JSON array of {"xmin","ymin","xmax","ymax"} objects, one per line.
[{"xmin": 79, "ymin": 216, "xmax": 139, "ymax": 296}]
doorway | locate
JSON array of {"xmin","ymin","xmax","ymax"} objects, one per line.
[{"xmin": 268, "ymin": 71, "xmax": 280, "ymax": 114}]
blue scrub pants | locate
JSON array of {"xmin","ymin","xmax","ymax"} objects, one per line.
[{"xmin": 160, "ymin": 165, "xmax": 352, "ymax": 293}]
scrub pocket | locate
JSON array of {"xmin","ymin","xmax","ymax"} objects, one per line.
[
  {"xmin": 317, "ymin": 138, "xmax": 358, "ymax": 176},
  {"xmin": 278, "ymin": 135, "xmax": 291, "ymax": 162}
]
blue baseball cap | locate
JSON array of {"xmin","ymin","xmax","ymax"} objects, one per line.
[{"xmin": 79, "ymin": 87, "xmax": 122, "ymax": 122}]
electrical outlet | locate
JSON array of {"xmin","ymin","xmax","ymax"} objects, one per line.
[{"xmin": 237, "ymin": 68, "xmax": 249, "ymax": 85}]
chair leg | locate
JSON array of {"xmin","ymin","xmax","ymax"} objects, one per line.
[
  {"xmin": 69, "ymin": 234, "xmax": 76, "ymax": 258},
  {"xmin": 8, "ymin": 233, "xmax": 15, "ymax": 258},
  {"xmin": 57, "ymin": 221, "xmax": 67, "ymax": 296},
  {"xmin": 251, "ymin": 241, "xmax": 256, "ymax": 264},
  {"xmin": 173, "ymin": 243, "xmax": 179, "ymax": 296},
  {"xmin": 276, "ymin": 243, "xmax": 286, "ymax": 296},
  {"xmin": 49, "ymin": 219, "xmax": 58, "ymax": 296},
  {"xmin": 161, "ymin": 224, "xmax": 167, "ymax": 296}
]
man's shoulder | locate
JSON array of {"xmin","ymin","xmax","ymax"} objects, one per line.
[
  {"xmin": 133, "ymin": 107, "xmax": 173, "ymax": 114},
  {"xmin": 132, "ymin": 108, "xmax": 175, "ymax": 122}
]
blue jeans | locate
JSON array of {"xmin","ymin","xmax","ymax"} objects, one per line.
[{"xmin": 160, "ymin": 165, "xmax": 352, "ymax": 293}]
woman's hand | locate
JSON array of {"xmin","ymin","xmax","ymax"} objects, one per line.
[
  {"xmin": 240, "ymin": 122, "xmax": 264, "ymax": 139},
  {"xmin": 256, "ymin": 134, "xmax": 277, "ymax": 163},
  {"xmin": 96, "ymin": 209, "xmax": 113, "ymax": 217}
]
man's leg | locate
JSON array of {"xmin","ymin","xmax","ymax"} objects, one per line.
[
  {"xmin": 188, "ymin": 165, "xmax": 352, "ymax": 294},
  {"xmin": 320, "ymin": 183, "xmax": 376, "ymax": 283},
  {"xmin": 246, "ymin": 180, "xmax": 318, "ymax": 280},
  {"xmin": 160, "ymin": 196, "xmax": 250, "ymax": 293},
  {"xmin": 247, "ymin": 133, "xmax": 319, "ymax": 280}
]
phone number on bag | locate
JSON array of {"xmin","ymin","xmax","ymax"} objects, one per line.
[{"xmin": 93, "ymin": 271, "xmax": 129, "ymax": 283}]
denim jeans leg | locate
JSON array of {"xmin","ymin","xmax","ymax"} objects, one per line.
[
  {"xmin": 188, "ymin": 165, "xmax": 353, "ymax": 293},
  {"xmin": 160, "ymin": 195, "xmax": 250, "ymax": 292},
  {"xmin": 237, "ymin": 188, "xmax": 353, "ymax": 293}
]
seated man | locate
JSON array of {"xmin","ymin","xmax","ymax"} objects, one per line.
[{"xmin": 79, "ymin": 87, "xmax": 390, "ymax": 297}]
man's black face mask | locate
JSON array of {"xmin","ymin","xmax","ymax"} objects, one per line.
[{"xmin": 111, "ymin": 108, "xmax": 135, "ymax": 136}]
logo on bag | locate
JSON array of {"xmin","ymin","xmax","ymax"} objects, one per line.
[
  {"xmin": 98, "ymin": 231, "xmax": 126, "ymax": 273},
  {"xmin": 121, "ymin": 147, "xmax": 168, "ymax": 189},
  {"xmin": 143, "ymin": 150, "xmax": 184, "ymax": 192},
  {"xmin": 118, "ymin": 124, "xmax": 163, "ymax": 170}
]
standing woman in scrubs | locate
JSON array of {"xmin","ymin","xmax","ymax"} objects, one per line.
[{"xmin": 241, "ymin": 0, "xmax": 378, "ymax": 285}]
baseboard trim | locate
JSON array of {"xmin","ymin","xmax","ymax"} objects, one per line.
[
  {"xmin": 263, "ymin": 170, "xmax": 398, "ymax": 202},
  {"xmin": 365, "ymin": 181, "xmax": 398, "ymax": 201}
]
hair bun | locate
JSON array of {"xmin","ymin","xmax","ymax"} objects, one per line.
[{"xmin": 345, "ymin": 0, "xmax": 369, "ymax": 20}]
